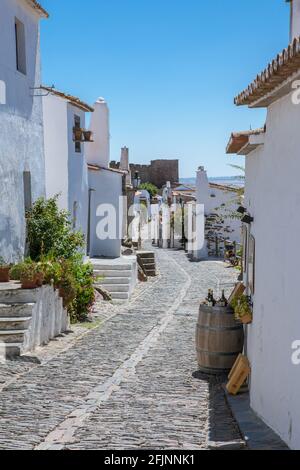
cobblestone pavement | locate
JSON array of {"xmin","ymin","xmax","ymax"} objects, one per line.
[{"xmin": 0, "ymin": 247, "xmax": 242, "ymax": 450}]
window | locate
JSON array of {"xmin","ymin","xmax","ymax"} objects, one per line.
[
  {"xmin": 72, "ymin": 201, "xmax": 78, "ymax": 230},
  {"xmin": 15, "ymin": 19, "xmax": 26, "ymax": 75},
  {"xmin": 23, "ymin": 171, "xmax": 32, "ymax": 214},
  {"xmin": 74, "ymin": 115, "xmax": 81, "ymax": 153}
]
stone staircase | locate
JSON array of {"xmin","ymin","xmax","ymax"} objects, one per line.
[
  {"xmin": 0, "ymin": 285, "xmax": 36, "ymax": 357},
  {"xmin": 136, "ymin": 251, "xmax": 157, "ymax": 277},
  {"xmin": 0, "ymin": 282, "xmax": 69, "ymax": 358},
  {"xmin": 92, "ymin": 257, "xmax": 137, "ymax": 302}
]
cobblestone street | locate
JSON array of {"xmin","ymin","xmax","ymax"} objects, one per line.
[{"xmin": 0, "ymin": 247, "xmax": 242, "ymax": 450}]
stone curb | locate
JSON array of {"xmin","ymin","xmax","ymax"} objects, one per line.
[{"xmin": 222, "ymin": 385, "xmax": 290, "ymax": 450}]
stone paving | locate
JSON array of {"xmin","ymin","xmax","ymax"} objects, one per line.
[{"xmin": 0, "ymin": 247, "xmax": 241, "ymax": 450}]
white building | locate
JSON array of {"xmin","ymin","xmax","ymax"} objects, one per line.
[
  {"xmin": 0, "ymin": 0, "xmax": 48, "ymax": 261},
  {"xmin": 226, "ymin": 0, "xmax": 300, "ymax": 449},
  {"xmin": 86, "ymin": 98, "xmax": 126, "ymax": 258},
  {"xmin": 193, "ymin": 167, "xmax": 242, "ymax": 260},
  {"xmin": 42, "ymin": 87, "xmax": 94, "ymax": 245}
]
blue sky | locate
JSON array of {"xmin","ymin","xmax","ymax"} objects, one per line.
[{"xmin": 40, "ymin": 0, "xmax": 290, "ymax": 177}]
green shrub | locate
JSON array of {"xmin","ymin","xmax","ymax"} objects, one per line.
[
  {"xmin": 139, "ymin": 182, "xmax": 159, "ymax": 199},
  {"xmin": 26, "ymin": 196, "xmax": 84, "ymax": 261}
]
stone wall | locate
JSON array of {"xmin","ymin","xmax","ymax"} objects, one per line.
[{"xmin": 111, "ymin": 159, "xmax": 179, "ymax": 189}]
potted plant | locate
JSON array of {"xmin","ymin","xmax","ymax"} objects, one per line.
[
  {"xmin": 19, "ymin": 261, "xmax": 38, "ymax": 289},
  {"xmin": 73, "ymin": 127, "xmax": 83, "ymax": 142},
  {"xmin": 231, "ymin": 295, "xmax": 253, "ymax": 325},
  {"xmin": 0, "ymin": 257, "xmax": 10, "ymax": 283},
  {"xmin": 35, "ymin": 263, "xmax": 45, "ymax": 287},
  {"xmin": 83, "ymin": 130, "xmax": 93, "ymax": 142},
  {"xmin": 58, "ymin": 264, "xmax": 77, "ymax": 308}
]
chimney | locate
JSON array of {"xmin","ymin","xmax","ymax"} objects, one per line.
[
  {"xmin": 86, "ymin": 97, "xmax": 110, "ymax": 168},
  {"xmin": 120, "ymin": 147, "xmax": 129, "ymax": 171},
  {"xmin": 196, "ymin": 166, "xmax": 209, "ymax": 206},
  {"xmin": 120, "ymin": 146, "xmax": 131, "ymax": 186},
  {"xmin": 289, "ymin": 0, "xmax": 300, "ymax": 41}
]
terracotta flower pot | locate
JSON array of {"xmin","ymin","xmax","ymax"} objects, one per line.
[
  {"xmin": 58, "ymin": 287, "xmax": 73, "ymax": 308},
  {"xmin": 83, "ymin": 130, "xmax": 93, "ymax": 142},
  {"xmin": 240, "ymin": 313, "xmax": 253, "ymax": 325},
  {"xmin": 35, "ymin": 272, "xmax": 44, "ymax": 287},
  {"xmin": 73, "ymin": 128, "xmax": 83, "ymax": 142},
  {"xmin": 0, "ymin": 267, "xmax": 10, "ymax": 283},
  {"xmin": 21, "ymin": 277, "xmax": 37, "ymax": 289}
]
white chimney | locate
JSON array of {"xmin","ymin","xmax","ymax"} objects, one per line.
[
  {"xmin": 289, "ymin": 0, "xmax": 300, "ymax": 41},
  {"xmin": 120, "ymin": 146, "xmax": 131, "ymax": 185},
  {"xmin": 196, "ymin": 166, "xmax": 210, "ymax": 207},
  {"xmin": 86, "ymin": 97, "xmax": 110, "ymax": 168}
]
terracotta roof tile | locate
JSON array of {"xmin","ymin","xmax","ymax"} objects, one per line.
[
  {"xmin": 226, "ymin": 127, "xmax": 265, "ymax": 154},
  {"xmin": 235, "ymin": 36, "xmax": 300, "ymax": 107},
  {"xmin": 41, "ymin": 86, "xmax": 94, "ymax": 112},
  {"xmin": 26, "ymin": 0, "xmax": 49, "ymax": 18}
]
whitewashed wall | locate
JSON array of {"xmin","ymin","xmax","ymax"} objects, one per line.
[
  {"xmin": 0, "ymin": 0, "xmax": 45, "ymax": 262},
  {"xmin": 245, "ymin": 90, "xmax": 300, "ymax": 450},
  {"xmin": 88, "ymin": 168, "xmax": 123, "ymax": 258},
  {"xmin": 43, "ymin": 95, "xmax": 89, "ymax": 245},
  {"xmin": 43, "ymin": 93, "xmax": 69, "ymax": 210}
]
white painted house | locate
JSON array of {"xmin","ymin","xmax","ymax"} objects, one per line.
[
  {"xmin": 86, "ymin": 98, "xmax": 126, "ymax": 258},
  {"xmin": 193, "ymin": 167, "xmax": 241, "ymax": 260},
  {"xmin": 42, "ymin": 87, "xmax": 94, "ymax": 245},
  {"xmin": 226, "ymin": 0, "xmax": 300, "ymax": 449},
  {"xmin": 0, "ymin": 0, "xmax": 48, "ymax": 261}
]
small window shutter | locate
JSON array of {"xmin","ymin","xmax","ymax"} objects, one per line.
[{"xmin": 23, "ymin": 171, "xmax": 32, "ymax": 214}]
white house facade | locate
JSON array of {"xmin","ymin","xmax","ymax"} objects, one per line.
[
  {"xmin": 42, "ymin": 87, "xmax": 94, "ymax": 245},
  {"xmin": 226, "ymin": 0, "xmax": 300, "ymax": 449},
  {"xmin": 0, "ymin": 0, "xmax": 48, "ymax": 261},
  {"xmin": 86, "ymin": 98, "xmax": 126, "ymax": 258}
]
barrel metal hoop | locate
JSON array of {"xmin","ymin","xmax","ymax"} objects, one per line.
[
  {"xmin": 196, "ymin": 348, "xmax": 242, "ymax": 357},
  {"xmin": 196, "ymin": 324, "xmax": 243, "ymax": 332}
]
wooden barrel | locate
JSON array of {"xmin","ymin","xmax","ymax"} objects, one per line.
[{"xmin": 196, "ymin": 304, "xmax": 244, "ymax": 375}]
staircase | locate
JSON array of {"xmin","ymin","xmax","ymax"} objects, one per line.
[
  {"xmin": 92, "ymin": 257, "xmax": 137, "ymax": 302},
  {"xmin": 0, "ymin": 282, "xmax": 69, "ymax": 358},
  {"xmin": 0, "ymin": 285, "xmax": 37, "ymax": 358},
  {"xmin": 136, "ymin": 251, "xmax": 157, "ymax": 277}
]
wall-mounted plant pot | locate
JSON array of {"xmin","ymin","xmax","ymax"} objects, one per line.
[
  {"xmin": 21, "ymin": 278, "xmax": 37, "ymax": 289},
  {"xmin": 0, "ymin": 267, "xmax": 10, "ymax": 283},
  {"xmin": 240, "ymin": 313, "xmax": 253, "ymax": 325},
  {"xmin": 73, "ymin": 128, "xmax": 83, "ymax": 142},
  {"xmin": 83, "ymin": 131, "xmax": 93, "ymax": 142}
]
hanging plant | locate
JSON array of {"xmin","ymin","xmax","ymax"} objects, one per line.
[{"xmin": 231, "ymin": 294, "xmax": 253, "ymax": 324}]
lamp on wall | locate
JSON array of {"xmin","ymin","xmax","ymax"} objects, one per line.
[
  {"xmin": 133, "ymin": 171, "xmax": 141, "ymax": 189},
  {"xmin": 241, "ymin": 214, "xmax": 254, "ymax": 225},
  {"xmin": 237, "ymin": 206, "xmax": 246, "ymax": 214}
]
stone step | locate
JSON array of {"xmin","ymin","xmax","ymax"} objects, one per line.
[
  {"xmin": 0, "ymin": 330, "xmax": 26, "ymax": 343},
  {"xmin": 142, "ymin": 262, "xmax": 156, "ymax": 268},
  {"xmin": 0, "ymin": 303, "xmax": 34, "ymax": 318},
  {"xmin": 110, "ymin": 292, "xmax": 130, "ymax": 300},
  {"xmin": 102, "ymin": 284, "xmax": 130, "ymax": 293},
  {"xmin": 144, "ymin": 270, "xmax": 156, "ymax": 277},
  {"xmin": 0, "ymin": 317, "xmax": 32, "ymax": 330},
  {"xmin": 94, "ymin": 270, "xmax": 132, "ymax": 278},
  {"xmin": 0, "ymin": 343, "xmax": 23, "ymax": 358},
  {"xmin": 137, "ymin": 251, "xmax": 155, "ymax": 259},
  {"xmin": 92, "ymin": 263, "xmax": 132, "ymax": 271},
  {"xmin": 0, "ymin": 288, "xmax": 39, "ymax": 304},
  {"xmin": 98, "ymin": 277, "xmax": 130, "ymax": 285}
]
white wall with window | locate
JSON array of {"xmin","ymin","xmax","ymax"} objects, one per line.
[{"xmin": 0, "ymin": 0, "xmax": 48, "ymax": 262}]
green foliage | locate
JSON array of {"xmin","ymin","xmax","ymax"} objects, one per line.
[
  {"xmin": 139, "ymin": 182, "xmax": 159, "ymax": 199},
  {"xmin": 68, "ymin": 257, "xmax": 95, "ymax": 323},
  {"xmin": 231, "ymin": 294, "xmax": 252, "ymax": 320},
  {"xmin": 21, "ymin": 196, "xmax": 95, "ymax": 323},
  {"xmin": 26, "ymin": 196, "xmax": 84, "ymax": 261}
]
